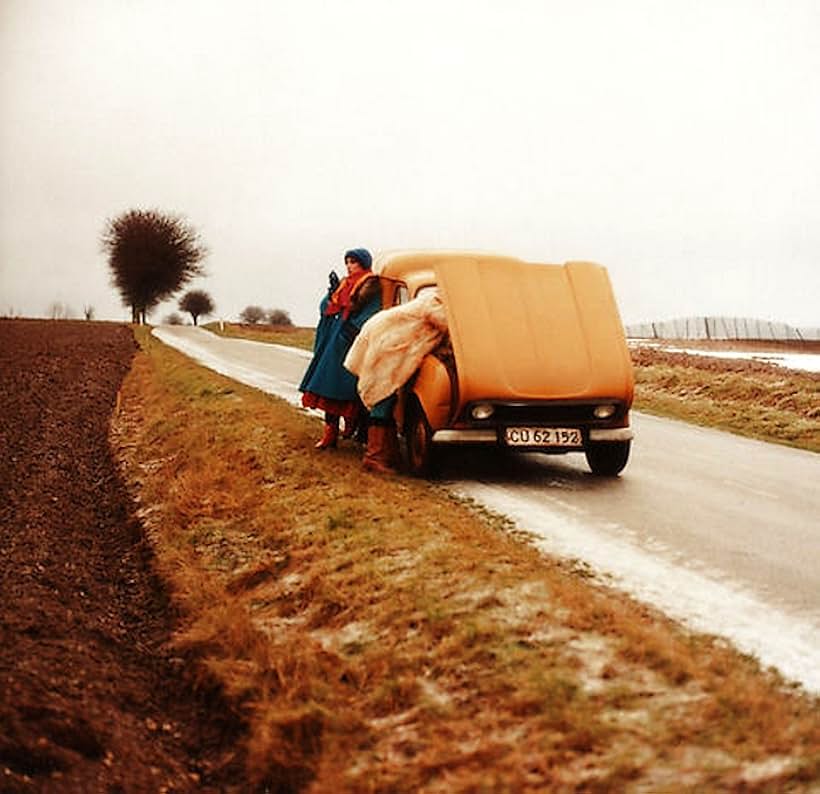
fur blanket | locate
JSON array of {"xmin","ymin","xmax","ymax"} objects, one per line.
[{"xmin": 344, "ymin": 289, "xmax": 448, "ymax": 409}]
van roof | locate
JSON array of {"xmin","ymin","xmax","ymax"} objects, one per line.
[{"xmin": 374, "ymin": 250, "xmax": 532, "ymax": 282}]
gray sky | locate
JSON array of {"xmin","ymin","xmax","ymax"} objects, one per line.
[{"xmin": 1, "ymin": 0, "xmax": 818, "ymax": 327}]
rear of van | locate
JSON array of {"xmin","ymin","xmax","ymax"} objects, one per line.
[
  {"xmin": 376, "ymin": 251, "xmax": 634, "ymax": 476},
  {"xmin": 434, "ymin": 256, "xmax": 634, "ymax": 423}
]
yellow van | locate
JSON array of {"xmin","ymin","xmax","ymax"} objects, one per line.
[{"xmin": 375, "ymin": 251, "xmax": 635, "ymax": 476}]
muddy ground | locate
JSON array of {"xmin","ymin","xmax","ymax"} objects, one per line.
[{"xmin": 0, "ymin": 320, "xmax": 244, "ymax": 793}]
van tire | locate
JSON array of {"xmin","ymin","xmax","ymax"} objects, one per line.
[
  {"xmin": 405, "ymin": 399, "xmax": 435, "ymax": 476},
  {"xmin": 585, "ymin": 440, "xmax": 630, "ymax": 476}
]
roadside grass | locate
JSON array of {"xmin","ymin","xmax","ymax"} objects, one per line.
[
  {"xmin": 632, "ymin": 345, "xmax": 820, "ymax": 452},
  {"xmin": 112, "ymin": 329, "xmax": 820, "ymax": 792},
  {"xmin": 111, "ymin": 328, "xmax": 820, "ymax": 791}
]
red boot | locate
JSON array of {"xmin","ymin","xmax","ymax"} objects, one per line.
[{"xmin": 315, "ymin": 416, "xmax": 339, "ymax": 449}]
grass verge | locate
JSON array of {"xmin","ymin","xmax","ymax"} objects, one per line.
[{"xmin": 111, "ymin": 328, "xmax": 820, "ymax": 791}]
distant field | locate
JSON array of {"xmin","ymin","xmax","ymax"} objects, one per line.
[{"xmin": 632, "ymin": 342, "xmax": 819, "ymax": 452}]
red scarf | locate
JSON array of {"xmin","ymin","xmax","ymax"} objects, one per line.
[{"xmin": 324, "ymin": 271, "xmax": 373, "ymax": 320}]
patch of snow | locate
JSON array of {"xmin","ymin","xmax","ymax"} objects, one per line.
[
  {"xmin": 740, "ymin": 756, "xmax": 798, "ymax": 784},
  {"xmin": 312, "ymin": 620, "xmax": 376, "ymax": 653}
]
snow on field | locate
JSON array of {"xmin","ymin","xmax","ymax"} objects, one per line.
[{"xmin": 631, "ymin": 341, "xmax": 820, "ymax": 373}]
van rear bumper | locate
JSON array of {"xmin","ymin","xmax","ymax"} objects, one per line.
[
  {"xmin": 432, "ymin": 429, "xmax": 497, "ymax": 443},
  {"xmin": 588, "ymin": 427, "xmax": 633, "ymax": 442},
  {"xmin": 431, "ymin": 426, "xmax": 634, "ymax": 444}
]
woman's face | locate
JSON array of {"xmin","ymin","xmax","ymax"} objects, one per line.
[{"xmin": 345, "ymin": 256, "xmax": 364, "ymax": 277}]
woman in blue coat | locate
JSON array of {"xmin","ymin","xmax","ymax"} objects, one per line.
[{"xmin": 300, "ymin": 248, "xmax": 382, "ymax": 448}]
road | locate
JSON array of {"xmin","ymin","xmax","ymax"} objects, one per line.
[{"xmin": 153, "ymin": 326, "xmax": 820, "ymax": 692}]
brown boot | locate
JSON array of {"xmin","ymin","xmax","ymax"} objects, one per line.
[
  {"xmin": 362, "ymin": 424, "xmax": 398, "ymax": 474},
  {"xmin": 315, "ymin": 416, "xmax": 339, "ymax": 449},
  {"xmin": 384, "ymin": 420, "xmax": 401, "ymax": 469}
]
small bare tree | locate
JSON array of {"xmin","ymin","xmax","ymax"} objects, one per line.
[
  {"xmin": 239, "ymin": 305, "xmax": 266, "ymax": 324},
  {"xmin": 267, "ymin": 308, "xmax": 293, "ymax": 327},
  {"xmin": 179, "ymin": 289, "xmax": 215, "ymax": 326},
  {"xmin": 83, "ymin": 305, "xmax": 95, "ymax": 321}
]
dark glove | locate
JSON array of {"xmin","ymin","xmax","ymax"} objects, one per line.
[{"xmin": 328, "ymin": 270, "xmax": 340, "ymax": 294}]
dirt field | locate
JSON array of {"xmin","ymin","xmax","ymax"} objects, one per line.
[{"xmin": 0, "ymin": 320, "xmax": 243, "ymax": 793}]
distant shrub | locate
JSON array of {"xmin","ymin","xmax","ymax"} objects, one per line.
[
  {"xmin": 240, "ymin": 305, "xmax": 266, "ymax": 324},
  {"xmin": 267, "ymin": 309, "xmax": 293, "ymax": 327}
]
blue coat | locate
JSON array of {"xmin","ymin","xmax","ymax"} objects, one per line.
[{"xmin": 299, "ymin": 275, "xmax": 382, "ymax": 402}]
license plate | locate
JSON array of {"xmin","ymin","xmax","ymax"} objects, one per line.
[{"xmin": 504, "ymin": 426, "xmax": 583, "ymax": 447}]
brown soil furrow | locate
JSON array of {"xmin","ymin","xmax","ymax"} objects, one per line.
[{"xmin": 0, "ymin": 319, "xmax": 243, "ymax": 793}]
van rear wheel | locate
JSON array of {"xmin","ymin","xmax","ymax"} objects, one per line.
[
  {"xmin": 405, "ymin": 399, "xmax": 435, "ymax": 476},
  {"xmin": 585, "ymin": 440, "xmax": 630, "ymax": 476}
]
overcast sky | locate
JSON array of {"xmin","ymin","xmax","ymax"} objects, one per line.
[{"xmin": 1, "ymin": 0, "xmax": 818, "ymax": 328}]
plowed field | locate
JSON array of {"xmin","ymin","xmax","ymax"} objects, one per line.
[{"xmin": 0, "ymin": 320, "xmax": 242, "ymax": 793}]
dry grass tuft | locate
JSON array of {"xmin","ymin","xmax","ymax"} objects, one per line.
[{"xmin": 110, "ymin": 328, "xmax": 820, "ymax": 791}]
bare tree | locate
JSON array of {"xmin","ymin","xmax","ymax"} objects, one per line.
[
  {"xmin": 267, "ymin": 308, "xmax": 293, "ymax": 327},
  {"xmin": 239, "ymin": 305, "xmax": 266, "ymax": 324},
  {"xmin": 101, "ymin": 208, "xmax": 208, "ymax": 324},
  {"xmin": 179, "ymin": 289, "xmax": 215, "ymax": 326}
]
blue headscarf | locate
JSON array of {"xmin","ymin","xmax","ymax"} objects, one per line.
[{"xmin": 345, "ymin": 248, "xmax": 372, "ymax": 270}]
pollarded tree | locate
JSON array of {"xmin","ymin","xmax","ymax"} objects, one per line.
[
  {"xmin": 101, "ymin": 208, "xmax": 208, "ymax": 324},
  {"xmin": 179, "ymin": 289, "xmax": 215, "ymax": 326}
]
